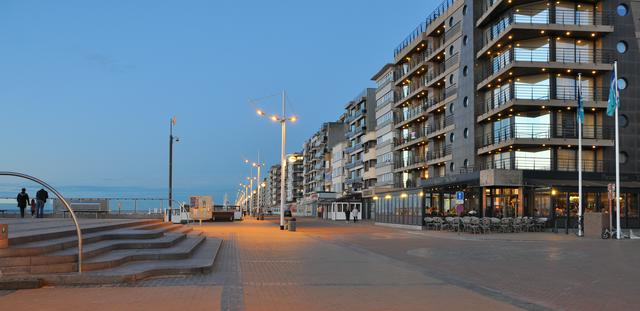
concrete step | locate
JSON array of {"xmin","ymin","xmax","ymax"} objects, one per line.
[
  {"xmin": 0, "ymin": 237, "xmax": 221, "ymax": 289},
  {"xmin": 8, "ymin": 219, "xmax": 161, "ymax": 246},
  {"xmin": 82, "ymin": 235, "xmax": 206, "ymax": 271},
  {"xmin": 0, "ymin": 222, "xmax": 183, "ymax": 258}
]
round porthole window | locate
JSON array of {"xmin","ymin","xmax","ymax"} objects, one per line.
[
  {"xmin": 463, "ymin": 159, "xmax": 469, "ymax": 167},
  {"xmin": 449, "ymin": 17, "xmax": 454, "ymax": 27},
  {"xmin": 450, "ymin": 162, "xmax": 455, "ymax": 172},
  {"xmin": 449, "ymin": 45, "xmax": 454, "ymax": 55},
  {"xmin": 449, "ymin": 103, "xmax": 455, "ymax": 114},
  {"xmin": 463, "ymin": 96, "xmax": 469, "ymax": 107},
  {"xmin": 463, "ymin": 35, "xmax": 468, "ymax": 46},
  {"xmin": 617, "ymin": 41, "xmax": 628, "ymax": 54},
  {"xmin": 617, "ymin": 4, "xmax": 629, "ymax": 16},
  {"xmin": 618, "ymin": 78, "xmax": 628, "ymax": 90},
  {"xmin": 620, "ymin": 152, "xmax": 629, "ymax": 164},
  {"xmin": 462, "ymin": 5, "xmax": 468, "ymax": 16},
  {"xmin": 449, "ymin": 74, "xmax": 454, "ymax": 84},
  {"xmin": 449, "ymin": 133, "xmax": 455, "ymax": 143},
  {"xmin": 463, "ymin": 128, "xmax": 469, "ymax": 138},
  {"xmin": 463, "ymin": 66, "xmax": 468, "ymax": 77},
  {"xmin": 621, "ymin": 114, "xmax": 629, "ymax": 127}
]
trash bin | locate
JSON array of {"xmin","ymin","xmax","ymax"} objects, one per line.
[
  {"xmin": 0, "ymin": 224, "xmax": 8, "ymax": 249},
  {"xmin": 288, "ymin": 218, "xmax": 296, "ymax": 232}
]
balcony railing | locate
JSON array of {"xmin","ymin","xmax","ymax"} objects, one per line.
[
  {"xmin": 396, "ymin": 54, "xmax": 459, "ymax": 102},
  {"xmin": 428, "ymin": 115, "xmax": 454, "ymax": 133},
  {"xmin": 346, "ymin": 126, "xmax": 366, "ymax": 138},
  {"xmin": 344, "ymin": 143, "xmax": 363, "ymax": 154},
  {"xmin": 483, "ymin": 9, "xmax": 614, "ymax": 46},
  {"xmin": 395, "ymin": 103, "xmax": 428, "ymax": 124},
  {"xmin": 479, "ymin": 47, "xmax": 614, "ymax": 81},
  {"xmin": 394, "ymin": 155, "xmax": 427, "ymax": 169},
  {"xmin": 395, "ymin": 128, "xmax": 427, "ymax": 147},
  {"xmin": 482, "ymin": 123, "xmax": 614, "ymax": 147},
  {"xmin": 479, "ymin": 85, "xmax": 610, "ymax": 114},
  {"xmin": 345, "ymin": 159, "xmax": 363, "ymax": 170},
  {"xmin": 479, "ymin": 156, "xmax": 607, "ymax": 172},
  {"xmin": 344, "ymin": 108, "xmax": 366, "ymax": 123},
  {"xmin": 345, "ymin": 176, "xmax": 363, "ymax": 184},
  {"xmin": 427, "ymin": 145, "xmax": 452, "ymax": 161},
  {"xmin": 394, "ymin": 0, "xmax": 456, "ymax": 57}
]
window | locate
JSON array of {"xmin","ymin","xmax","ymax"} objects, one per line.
[
  {"xmin": 449, "ymin": 74, "xmax": 454, "ymax": 84},
  {"xmin": 621, "ymin": 114, "xmax": 629, "ymax": 127},
  {"xmin": 463, "ymin": 128, "xmax": 469, "ymax": 138},
  {"xmin": 617, "ymin": 4, "xmax": 629, "ymax": 16},
  {"xmin": 463, "ymin": 159, "xmax": 469, "ymax": 167},
  {"xmin": 463, "ymin": 35, "xmax": 468, "ymax": 46},
  {"xmin": 462, "ymin": 4, "xmax": 467, "ymax": 15},
  {"xmin": 449, "ymin": 45, "xmax": 454, "ymax": 55},
  {"xmin": 449, "ymin": 17, "xmax": 454, "ymax": 27},
  {"xmin": 618, "ymin": 78, "xmax": 628, "ymax": 90},
  {"xmin": 449, "ymin": 103, "xmax": 455, "ymax": 113},
  {"xmin": 449, "ymin": 132, "xmax": 455, "ymax": 143},
  {"xmin": 463, "ymin": 66, "xmax": 468, "ymax": 77},
  {"xmin": 376, "ymin": 90, "xmax": 394, "ymax": 108},
  {"xmin": 620, "ymin": 152, "xmax": 629, "ymax": 164},
  {"xmin": 450, "ymin": 162, "xmax": 455, "ymax": 172},
  {"xmin": 376, "ymin": 111, "xmax": 393, "ymax": 127},
  {"xmin": 617, "ymin": 41, "xmax": 628, "ymax": 54},
  {"xmin": 463, "ymin": 96, "xmax": 468, "ymax": 107}
]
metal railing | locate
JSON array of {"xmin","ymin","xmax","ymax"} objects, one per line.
[
  {"xmin": 429, "ymin": 115, "xmax": 455, "ymax": 133},
  {"xmin": 395, "ymin": 127, "xmax": 427, "ymax": 146},
  {"xmin": 483, "ymin": 9, "xmax": 614, "ymax": 45},
  {"xmin": 346, "ymin": 126, "xmax": 366, "ymax": 138},
  {"xmin": 479, "ymin": 85, "xmax": 610, "ymax": 114},
  {"xmin": 479, "ymin": 47, "xmax": 613, "ymax": 81},
  {"xmin": 394, "ymin": 155, "xmax": 427, "ymax": 169},
  {"xmin": 394, "ymin": 0, "xmax": 456, "ymax": 56},
  {"xmin": 345, "ymin": 159, "xmax": 363, "ymax": 170},
  {"xmin": 396, "ymin": 54, "xmax": 459, "ymax": 102},
  {"xmin": 395, "ymin": 103, "xmax": 428, "ymax": 124},
  {"xmin": 482, "ymin": 123, "xmax": 614, "ymax": 146},
  {"xmin": 427, "ymin": 145, "xmax": 452, "ymax": 161},
  {"xmin": 344, "ymin": 142, "xmax": 363, "ymax": 154},
  {"xmin": 479, "ymin": 157, "xmax": 607, "ymax": 172}
]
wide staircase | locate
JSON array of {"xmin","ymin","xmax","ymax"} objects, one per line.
[{"xmin": 0, "ymin": 220, "xmax": 221, "ymax": 289}]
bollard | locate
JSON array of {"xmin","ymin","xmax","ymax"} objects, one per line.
[{"xmin": 0, "ymin": 224, "xmax": 8, "ymax": 249}]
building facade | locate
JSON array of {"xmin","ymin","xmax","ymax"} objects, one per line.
[
  {"xmin": 266, "ymin": 164, "xmax": 281, "ymax": 213},
  {"xmin": 286, "ymin": 152, "xmax": 304, "ymax": 212},
  {"xmin": 373, "ymin": 0, "xmax": 640, "ymax": 229}
]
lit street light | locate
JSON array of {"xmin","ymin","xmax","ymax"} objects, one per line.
[{"xmin": 255, "ymin": 90, "xmax": 297, "ymax": 230}]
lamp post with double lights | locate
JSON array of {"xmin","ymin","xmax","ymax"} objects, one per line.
[
  {"xmin": 255, "ymin": 90, "xmax": 297, "ymax": 230},
  {"xmin": 245, "ymin": 157, "xmax": 265, "ymax": 218}
]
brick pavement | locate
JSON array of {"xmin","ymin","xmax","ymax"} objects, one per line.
[{"xmin": 4, "ymin": 217, "xmax": 633, "ymax": 310}]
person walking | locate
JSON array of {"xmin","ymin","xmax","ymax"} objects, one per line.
[
  {"xmin": 36, "ymin": 188, "xmax": 49, "ymax": 218},
  {"xmin": 352, "ymin": 206, "xmax": 359, "ymax": 223},
  {"xmin": 30, "ymin": 199, "xmax": 37, "ymax": 218},
  {"xmin": 16, "ymin": 188, "xmax": 30, "ymax": 218},
  {"xmin": 344, "ymin": 206, "xmax": 351, "ymax": 223}
]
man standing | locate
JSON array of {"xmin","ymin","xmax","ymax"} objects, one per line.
[
  {"xmin": 16, "ymin": 188, "xmax": 30, "ymax": 218},
  {"xmin": 36, "ymin": 188, "xmax": 49, "ymax": 218},
  {"xmin": 344, "ymin": 206, "xmax": 351, "ymax": 223}
]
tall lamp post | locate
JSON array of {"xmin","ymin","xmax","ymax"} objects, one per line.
[
  {"xmin": 168, "ymin": 116, "xmax": 179, "ymax": 222},
  {"xmin": 245, "ymin": 156, "xmax": 264, "ymax": 218},
  {"xmin": 256, "ymin": 90, "xmax": 297, "ymax": 230}
]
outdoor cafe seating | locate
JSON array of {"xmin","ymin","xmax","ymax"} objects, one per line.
[{"xmin": 424, "ymin": 216, "xmax": 549, "ymax": 234}]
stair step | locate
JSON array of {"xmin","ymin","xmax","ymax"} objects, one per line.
[
  {"xmin": 0, "ymin": 222, "xmax": 183, "ymax": 258},
  {"xmin": 41, "ymin": 237, "xmax": 222, "ymax": 286},
  {"xmin": 82, "ymin": 235, "xmax": 206, "ymax": 271},
  {"xmin": 8, "ymin": 219, "xmax": 161, "ymax": 246}
]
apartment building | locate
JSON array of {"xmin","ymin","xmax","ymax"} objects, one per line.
[
  {"xmin": 372, "ymin": 64, "xmax": 396, "ymax": 195},
  {"xmin": 266, "ymin": 164, "xmax": 281, "ymax": 213},
  {"xmin": 374, "ymin": 0, "xmax": 640, "ymax": 229},
  {"xmin": 286, "ymin": 152, "xmax": 304, "ymax": 213}
]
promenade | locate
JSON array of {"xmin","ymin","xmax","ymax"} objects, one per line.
[{"xmin": 1, "ymin": 217, "xmax": 638, "ymax": 310}]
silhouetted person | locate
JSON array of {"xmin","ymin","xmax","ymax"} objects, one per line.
[
  {"xmin": 30, "ymin": 199, "xmax": 36, "ymax": 217},
  {"xmin": 352, "ymin": 206, "xmax": 359, "ymax": 223},
  {"xmin": 344, "ymin": 206, "xmax": 351, "ymax": 223},
  {"xmin": 36, "ymin": 188, "xmax": 49, "ymax": 218},
  {"xmin": 16, "ymin": 188, "xmax": 29, "ymax": 218}
]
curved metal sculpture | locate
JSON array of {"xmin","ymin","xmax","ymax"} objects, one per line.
[{"xmin": 0, "ymin": 171, "xmax": 83, "ymax": 273}]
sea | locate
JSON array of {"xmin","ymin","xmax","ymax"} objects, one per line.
[{"xmin": 0, "ymin": 182, "xmax": 220, "ymax": 215}]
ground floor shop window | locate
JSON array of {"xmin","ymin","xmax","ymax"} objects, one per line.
[{"xmin": 485, "ymin": 188, "xmax": 520, "ymax": 218}]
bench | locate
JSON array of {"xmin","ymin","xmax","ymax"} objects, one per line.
[{"xmin": 62, "ymin": 203, "xmax": 109, "ymax": 219}]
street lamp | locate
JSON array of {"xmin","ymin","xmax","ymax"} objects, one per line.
[
  {"xmin": 255, "ymin": 90, "xmax": 297, "ymax": 230},
  {"xmin": 168, "ymin": 116, "xmax": 179, "ymax": 222}
]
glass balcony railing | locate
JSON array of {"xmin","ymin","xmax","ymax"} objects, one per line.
[
  {"xmin": 394, "ymin": 0, "xmax": 456, "ymax": 57},
  {"xmin": 481, "ymin": 123, "xmax": 614, "ymax": 147},
  {"xmin": 394, "ymin": 155, "xmax": 428, "ymax": 169},
  {"xmin": 478, "ymin": 47, "xmax": 614, "ymax": 81},
  {"xmin": 479, "ymin": 85, "xmax": 610, "ymax": 114},
  {"xmin": 483, "ymin": 9, "xmax": 614, "ymax": 46},
  {"xmin": 480, "ymin": 156, "xmax": 607, "ymax": 172},
  {"xmin": 427, "ymin": 145, "xmax": 452, "ymax": 161}
]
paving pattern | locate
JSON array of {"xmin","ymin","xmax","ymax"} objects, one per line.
[{"xmin": 1, "ymin": 217, "xmax": 638, "ymax": 310}]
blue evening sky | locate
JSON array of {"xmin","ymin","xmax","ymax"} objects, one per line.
[{"xmin": 0, "ymin": 0, "xmax": 436, "ymax": 202}]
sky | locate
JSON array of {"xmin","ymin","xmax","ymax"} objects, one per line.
[{"xmin": 0, "ymin": 0, "xmax": 437, "ymax": 202}]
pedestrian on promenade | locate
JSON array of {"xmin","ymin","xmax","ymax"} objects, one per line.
[
  {"xmin": 30, "ymin": 199, "xmax": 37, "ymax": 217},
  {"xmin": 16, "ymin": 188, "xmax": 30, "ymax": 218},
  {"xmin": 344, "ymin": 206, "xmax": 351, "ymax": 223},
  {"xmin": 36, "ymin": 188, "xmax": 49, "ymax": 218},
  {"xmin": 352, "ymin": 206, "xmax": 359, "ymax": 223}
]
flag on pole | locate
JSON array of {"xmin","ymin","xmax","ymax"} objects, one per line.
[
  {"xmin": 577, "ymin": 76, "xmax": 584, "ymax": 124},
  {"xmin": 607, "ymin": 70, "xmax": 619, "ymax": 117}
]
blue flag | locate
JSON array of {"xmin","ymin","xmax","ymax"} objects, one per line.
[
  {"xmin": 607, "ymin": 72, "xmax": 619, "ymax": 117},
  {"xmin": 577, "ymin": 79, "xmax": 584, "ymax": 124}
]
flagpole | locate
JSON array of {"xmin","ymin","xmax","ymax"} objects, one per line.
[
  {"xmin": 578, "ymin": 73, "xmax": 583, "ymax": 237},
  {"xmin": 614, "ymin": 61, "xmax": 621, "ymax": 239}
]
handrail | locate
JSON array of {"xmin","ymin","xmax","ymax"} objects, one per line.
[{"xmin": 0, "ymin": 171, "xmax": 83, "ymax": 273}]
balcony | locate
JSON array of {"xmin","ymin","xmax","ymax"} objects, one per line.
[
  {"xmin": 479, "ymin": 123, "xmax": 614, "ymax": 154},
  {"xmin": 394, "ymin": 155, "xmax": 427, "ymax": 171},
  {"xmin": 394, "ymin": 128, "xmax": 427, "ymax": 150},
  {"xmin": 394, "ymin": 103, "xmax": 428, "ymax": 127},
  {"xmin": 427, "ymin": 115, "xmax": 454, "ymax": 138},
  {"xmin": 478, "ymin": 9, "xmax": 614, "ymax": 54},
  {"xmin": 345, "ymin": 176, "xmax": 363, "ymax": 185},
  {"xmin": 346, "ymin": 126, "xmax": 366, "ymax": 139},
  {"xmin": 480, "ymin": 156, "xmax": 608, "ymax": 173},
  {"xmin": 477, "ymin": 47, "xmax": 614, "ymax": 89},
  {"xmin": 344, "ymin": 107, "xmax": 366, "ymax": 124},
  {"xmin": 395, "ymin": 53, "xmax": 459, "ymax": 106},
  {"xmin": 344, "ymin": 142, "xmax": 364, "ymax": 154},
  {"xmin": 393, "ymin": 0, "xmax": 456, "ymax": 58},
  {"xmin": 427, "ymin": 145, "xmax": 452, "ymax": 162},
  {"xmin": 345, "ymin": 159, "xmax": 364, "ymax": 170},
  {"xmin": 477, "ymin": 85, "xmax": 610, "ymax": 120}
]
